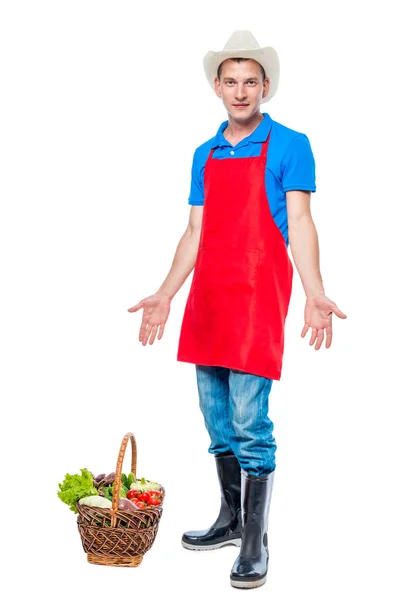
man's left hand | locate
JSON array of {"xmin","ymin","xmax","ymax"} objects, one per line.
[{"xmin": 301, "ymin": 295, "xmax": 347, "ymax": 350}]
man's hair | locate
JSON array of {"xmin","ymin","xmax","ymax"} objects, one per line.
[{"xmin": 217, "ymin": 57, "xmax": 266, "ymax": 81}]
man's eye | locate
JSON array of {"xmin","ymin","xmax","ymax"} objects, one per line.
[{"xmin": 247, "ymin": 80, "xmax": 256, "ymax": 85}]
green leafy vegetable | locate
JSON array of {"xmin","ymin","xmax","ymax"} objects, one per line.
[
  {"xmin": 101, "ymin": 482, "xmax": 128, "ymax": 501},
  {"xmin": 101, "ymin": 485, "xmax": 114, "ymax": 502},
  {"xmin": 58, "ymin": 468, "xmax": 98, "ymax": 513}
]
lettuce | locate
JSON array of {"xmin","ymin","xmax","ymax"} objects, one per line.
[{"xmin": 58, "ymin": 468, "xmax": 98, "ymax": 513}]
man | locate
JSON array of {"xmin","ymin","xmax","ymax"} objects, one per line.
[{"xmin": 128, "ymin": 30, "xmax": 347, "ymax": 589}]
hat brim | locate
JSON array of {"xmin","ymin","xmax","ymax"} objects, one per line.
[{"xmin": 203, "ymin": 46, "xmax": 279, "ymax": 103}]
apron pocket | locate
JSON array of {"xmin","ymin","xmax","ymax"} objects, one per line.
[{"xmin": 193, "ymin": 247, "xmax": 260, "ymax": 292}]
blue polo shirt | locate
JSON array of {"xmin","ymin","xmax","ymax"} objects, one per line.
[{"xmin": 188, "ymin": 112, "xmax": 316, "ymax": 246}]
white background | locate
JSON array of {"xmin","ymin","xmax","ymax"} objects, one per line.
[{"xmin": 1, "ymin": 1, "xmax": 399, "ymax": 598}]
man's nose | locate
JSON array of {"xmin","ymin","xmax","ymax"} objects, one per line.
[{"xmin": 235, "ymin": 83, "xmax": 247, "ymax": 99}]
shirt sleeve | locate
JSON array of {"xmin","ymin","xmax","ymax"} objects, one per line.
[
  {"xmin": 281, "ymin": 133, "xmax": 316, "ymax": 193},
  {"xmin": 188, "ymin": 148, "xmax": 205, "ymax": 206}
]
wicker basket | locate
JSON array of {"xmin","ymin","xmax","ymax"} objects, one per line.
[{"xmin": 76, "ymin": 432, "xmax": 164, "ymax": 567}]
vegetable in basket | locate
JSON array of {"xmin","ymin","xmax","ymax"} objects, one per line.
[
  {"xmin": 95, "ymin": 472, "xmax": 115, "ymax": 488},
  {"xmin": 130, "ymin": 476, "xmax": 162, "ymax": 493},
  {"xmin": 58, "ymin": 469, "xmax": 164, "ymax": 513},
  {"xmin": 118, "ymin": 498, "xmax": 139, "ymax": 512},
  {"xmin": 121, "ymin": 472, "xmax": 136, "ymax": 489},
  {"xmin": 127, "ymin": 489, "xmax": 162, "ymax": 506},
  {"xmin": 79, "ymin": 496, "xmax": 112, "ymax": 508},
  {"xmin": 58, "ymin": 468, "xmax": 99, "ymax": 513}
]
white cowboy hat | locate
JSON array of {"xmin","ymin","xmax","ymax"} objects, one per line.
[{"xmin": 203, "ymin": 30, "xmax": 279, "ymax": 103}]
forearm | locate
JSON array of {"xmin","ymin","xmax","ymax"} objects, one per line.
[
  {"xmin": 156, "ymin": 228, "xmax": 200, "ymax": 300},
  {"xmin": 288, "ymin": 214, "xmax": 325, "ymax": 298}
]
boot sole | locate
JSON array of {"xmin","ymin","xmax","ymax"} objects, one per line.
[
  {"xmin": 230, "ymin": 573, "xmax": 267, "ymax": 589},
  {"xmin": 182, "ymin": 538, "xmax": 241, "ymax": 551}
]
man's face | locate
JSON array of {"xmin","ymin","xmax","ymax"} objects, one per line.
[{"xmin": 214, "ymin": 58, "xmax": 269, "ymax": 122}]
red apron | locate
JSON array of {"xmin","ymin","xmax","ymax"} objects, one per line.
[{"xmin": 177, "ymin": 129, "xmax": 293, "ymax": 380}]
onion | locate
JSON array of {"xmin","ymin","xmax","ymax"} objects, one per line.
[{"xmin": 118, "ymin": 498, "xmax": 139, "ymax": 512}]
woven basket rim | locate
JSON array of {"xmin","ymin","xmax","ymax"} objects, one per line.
[{"xmin": 76, "ymin": 483, "xmax": 165, "ymax": 515}]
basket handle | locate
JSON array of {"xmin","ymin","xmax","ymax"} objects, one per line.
[{"xmin": 110, "ymin": 432, "xmax": 137, "ymax": 527}]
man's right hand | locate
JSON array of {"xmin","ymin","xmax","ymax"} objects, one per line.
[{"xmin": 127, "ymin": 294, "xmax": 171, "ymax": 346}]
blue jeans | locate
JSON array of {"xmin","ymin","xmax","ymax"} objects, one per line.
[{"xmin": 195, "ymin": 365, "xmax": 276, "ymax": 476}]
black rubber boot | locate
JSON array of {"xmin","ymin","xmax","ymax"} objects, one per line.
[
  {"xmin": 230, "ymin": 469, "xmax": 275, "ymax": 588},
  {"xmin": 181, "ymin": 451, "xmax": 242, "ymax": 550}
]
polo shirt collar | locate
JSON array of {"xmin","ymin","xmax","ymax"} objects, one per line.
[{"xmin": 211, "ymin": 112, "xmax": 273, "ymax": 148}]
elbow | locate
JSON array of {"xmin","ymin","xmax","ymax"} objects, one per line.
[
  {"xmin": 288, "ymin": 214, "xmax": 315, "ymax": 247},
  {"xmin": 187, "ymin": 223, "xmax": 201, "ymax": 240},
  {"xmin": 288, "ymin": 212, "xmax": 313, "ymax": 230},
  {"xmin": 288, "ymin": 216, "xmax": 304, "ymax": 236}
]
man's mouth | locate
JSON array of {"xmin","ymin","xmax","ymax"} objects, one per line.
[{"xmin": 233, "ymin": 104, "xmax": 249, "ymax": 108}]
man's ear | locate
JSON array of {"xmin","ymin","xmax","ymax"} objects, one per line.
[
  {"xmin": 262, "ymin": 77, "xmax": 270, "ymax": 100},
  {"xmin": 214, "ymin": 76, "xmax": 222, "ymax": 98}
]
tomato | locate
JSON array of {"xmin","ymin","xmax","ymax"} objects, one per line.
[
  {"xmin": 148, "ymin": 489, "xmax": 163, "ymax": 496},
  {"xmin": 147, "ymin": 496, "xmax": 161, "ymax": 506},
  {"xmin": 137, "ymin": 492, "xmax": 151, "ymax": 503},
  {"xmin": 127, "ymin": 489, "xmax": 139, "ymax": 500},
  {"xmin": 135, "ymin": 501, "xmax": 146, "ymax": 509}
]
